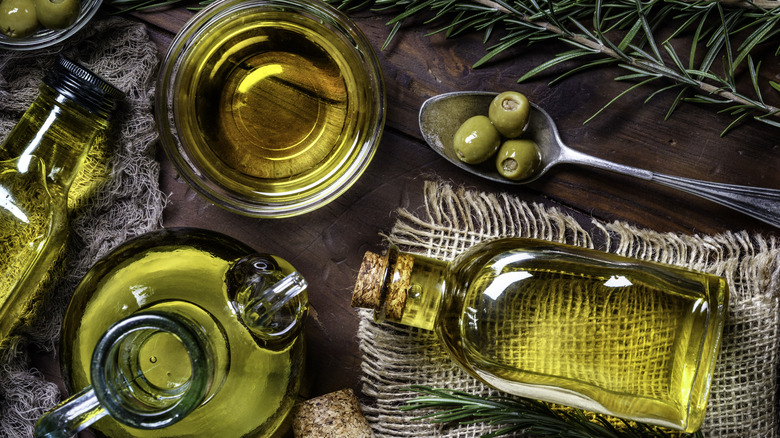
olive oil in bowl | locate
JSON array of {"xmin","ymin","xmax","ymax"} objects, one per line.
[{"xmin": 157, "ymin": 0, "xmax": 385, "ymax": 217}]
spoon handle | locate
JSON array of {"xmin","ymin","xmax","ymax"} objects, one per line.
[
  {"xmin": 649, "ymin": 173, "xmax": 780, "ymax": 228},
  {"xmin": 563, "ymin": 148, "xmax": 780, "ymax": 228}
]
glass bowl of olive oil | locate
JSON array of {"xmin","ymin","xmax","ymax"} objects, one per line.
[{"xmin": 156, "ymin": 0, "xmax": 386, "ymax": 218}]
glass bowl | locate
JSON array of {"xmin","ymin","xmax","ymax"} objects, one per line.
[
  {"xmin": 0, "ymin": 0, "xmax": 102, "ymax": 51},
  {"xmin": 156, "ymin": 0, "xmax": 386, "ymax": 218}
]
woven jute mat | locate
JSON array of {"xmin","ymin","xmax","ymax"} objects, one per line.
[
  {"xmin": 0, "ymin": 17, "xmax": 165, "ymax": 437},
  {"xmin": 357, "ymin": 180, "xmax": 780, "ymax": 437}
]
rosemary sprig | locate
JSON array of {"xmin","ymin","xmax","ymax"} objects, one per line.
[
  {"xmin": 324, "ymin": 0, "xmax": 780, "ymax": 134},
  {"xmin": 110, "ymin": 0, "xmax": 780, "ymax": 132},
  {"xmin": 402, "ymin": 385, "xmax": 706, "ymax": 438}
]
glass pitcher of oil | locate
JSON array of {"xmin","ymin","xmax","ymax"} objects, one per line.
[{"xmin": 34, "ymin": 228, "xmax": 308, "ymax": 438}]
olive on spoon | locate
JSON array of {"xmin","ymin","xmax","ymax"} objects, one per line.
[{"xmin": 419, "ymin": 91, "xmax": 780, "ymax": 228}]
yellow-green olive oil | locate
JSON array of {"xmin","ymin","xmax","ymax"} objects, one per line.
[
  {"xmin": 175, "ymin": 10, "xmax": 375, "ymax": 200},
  {"xmin": 443, "ymin": 243, "xmax": 727, "ymax": 432},
  {"xmin": 0, "ymin": 160, "xmax": 64, "ymax": 322},
  {"xmin": 449, "ymin": 256, "xmax": 715, "ymax": 430}
]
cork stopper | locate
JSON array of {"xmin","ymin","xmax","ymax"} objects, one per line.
[
  {"xmin": 292, "ymin": 388, "xmax": 374, "ymax": 437},
  {"xmin": 351, "ymin": 251, "xmax": 386, "ymax": 309},
  {"xmin": 384, "ymin": 254, "xmax": 413, "ymax": 320},
  {"xmin": 352, "ymin": 249, "xmax": 415, "ymax": 321}
]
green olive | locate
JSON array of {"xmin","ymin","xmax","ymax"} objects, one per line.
[
  {"xmin": 35, "ymin": 0, "xmax": 79, "ymax": 29},
  {"xmin": 488, "ymin": 91, "xmax": 530, "ymax": 138},
  {"xmin": 453, "ymin": 115, "xmax": 501, "ymax": 164},
  {"xmin": 0, "ymin": 0, "xmax": 39, "ymax": 38},
  {"xmin": 495, "ymin": 139, "xmax": 541, "ymax": 181}
]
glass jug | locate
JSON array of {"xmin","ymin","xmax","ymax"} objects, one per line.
[{"xmin": 35, "ymin": 228, "xmax": 308, "ymax": 437}]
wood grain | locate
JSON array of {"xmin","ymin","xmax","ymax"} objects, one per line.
[{"xmin": 137, "ymin": 3, "xmax": 779, "ymax": 403}]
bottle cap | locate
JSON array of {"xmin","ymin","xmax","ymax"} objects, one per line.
[{"xmin": 43, "ymin": 55, "xmax": 125, "ymax": 119}]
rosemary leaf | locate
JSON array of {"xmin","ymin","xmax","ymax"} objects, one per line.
[
  {"xmin": 546, "ymin": 57, "xmax": 617, "ymax": 85},
  {"xmin": 516, "ymin": 49, "xmax": 595, "ymax": 82},
  {"xmin": 402, "ymin": 385, "xmax": 706, "ymax": 438},
  {"xmin": 584, "ymin": 76, "xmax": 659, "ymax": 123}
]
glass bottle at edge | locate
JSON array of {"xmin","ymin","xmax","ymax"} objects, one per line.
[
  {"xmin": 0, "ymin": 55, "xmax": 123, "ymax": 347},
  {"xmin": 351, "ymin": 238, "xmax": 728, "ymax": 433}
]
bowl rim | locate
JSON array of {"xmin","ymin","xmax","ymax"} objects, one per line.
[
  {"xmin": 155, "ymin": 0, "xmax": 386, "ymax": 219},
  {"xmin": 0, "ymin": 0, "xmax": 104, "ymax": 51}
]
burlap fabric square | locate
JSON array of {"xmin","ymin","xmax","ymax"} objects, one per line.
[
  {"xmin": 358, "ymin": 180, "xmax": 779, "ymax": 437},
  {"xmin": 0, "ymin": 17, "xmax": 165, "ymax": 437}
]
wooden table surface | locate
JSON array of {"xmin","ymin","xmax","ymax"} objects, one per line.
[{"xmin": 128, "ymin": 0, "xmax": 778, "ymax": 409}]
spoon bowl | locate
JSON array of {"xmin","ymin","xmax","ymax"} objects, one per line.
[
  {"xmin": 419, "ymin": 91, "xmax": 780, "ymax": 228},
  {"xmin": 419, "ymin": 91, "xmax": 560, "ymax": 184}
]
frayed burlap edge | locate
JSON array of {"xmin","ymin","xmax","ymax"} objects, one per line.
[
  {"xmin": 357, "ymin": 180, "xmax": 779, "ymax": 438},
  {"xmin": 0, "ymin": 16, "xmax": 165, "ymax": 438}
]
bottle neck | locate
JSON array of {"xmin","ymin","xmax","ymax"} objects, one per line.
[
  {"xmin": 353, "ymin": 246, "xmax": 447, "ymax": 331},
  {"xmin": 35, "ymin": 301, "xmax": 234, "ymax": 438},
  {"xmin": 92, "ymin": 310, "xmax": 217, "ymax": 428},
  {"xmin": 2, "ymin": 85, "xmax": 110, "ymax": 189}
]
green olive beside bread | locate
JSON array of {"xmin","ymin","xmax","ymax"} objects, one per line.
[
  {"xmin": 36, "ymin": 0, "xmax": 78, "ymax": 29},
  {"xmin": 488, "ymin": 91, "xmax": 530, "ymax": 138},
  {"xmin": 453, "ymin": 115, "xmax": 501, "ymax": 164},
  {"xmin": 0, "ymin": 0, "xmax": 39, "ymax": 38},
  {"xmin": 495, "ymin": 139, "xmax": 541, "ymax": 181}
]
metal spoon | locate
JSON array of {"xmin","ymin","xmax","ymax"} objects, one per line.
[{"xmin": 419, "ymin": 91, "xmax": 780, "ymax": 228}]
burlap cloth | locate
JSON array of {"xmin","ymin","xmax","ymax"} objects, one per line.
[
  {"xmin": 358, "ymin": 180, "xmax": 780, "ymax": 437},
  {"xmin": 0, "ymin": 17, "xmax": 164, "ymax": 437}
]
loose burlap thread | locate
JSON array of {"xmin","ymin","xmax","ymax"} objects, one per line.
[
  {"xmin": 0, "ymin": 17, "xmax": 164, "ymax": 437},
  {"xmin": 358, "ymin": 180, "xmax": 779, "ymax": 437}
]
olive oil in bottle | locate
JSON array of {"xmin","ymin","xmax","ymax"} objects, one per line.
[
  {"xmin": 174, "ymin": 6, "xmax": 376, "ymax": 202},
  {"xmin": 0, "ymin": 55, "xmax": 123, "ymax": 347},
  {"xmin": 352, "ymin": 238, "xmax": 729, "ymax": 433}
]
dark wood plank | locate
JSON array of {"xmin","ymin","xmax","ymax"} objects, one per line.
[{"xmin": 139, "ymin": 3, "xmax": 780, "ymax": 403}]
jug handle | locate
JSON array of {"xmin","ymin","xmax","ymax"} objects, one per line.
[
  {"xmin": 34, "ymin": 386, "xmax": 106, "ymax": 438},
  {"xmin": 228, "ymin": 254, "xmax": 308, "ymax": 344}
]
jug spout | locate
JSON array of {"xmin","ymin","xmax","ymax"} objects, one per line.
[{"xmin": 228, "ymin": 254, "xmax": 309, "ymax": 346}]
